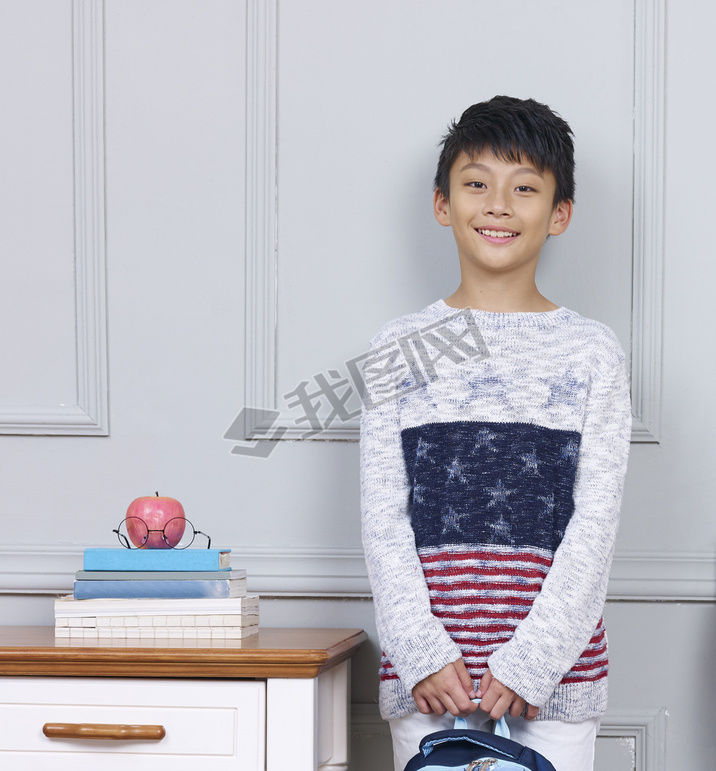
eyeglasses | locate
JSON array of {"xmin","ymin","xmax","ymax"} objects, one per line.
[{"xmin": 113, "ymin": 517, "xmax": 212, "ymax": 550}]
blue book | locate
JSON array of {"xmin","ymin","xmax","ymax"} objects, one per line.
[
  {"xmin": 73, "ymin": 576, "xmax": 247, "ymax": 600},
  {"xmin": 83, "ymin": 548, "xmax": 231, "ymax": 572},
  {"xmin": 75, "ymin": 569, "xmax": 243, "ymax": 581}
]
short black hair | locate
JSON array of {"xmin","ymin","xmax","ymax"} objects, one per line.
[{"xmin": 434, "ymin": 95, "xmax": 575, "ymax": 205}]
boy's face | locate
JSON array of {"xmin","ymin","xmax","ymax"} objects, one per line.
[{"xmin": 433, "ymin": 150, "xmax": 572, "ymax": 281}]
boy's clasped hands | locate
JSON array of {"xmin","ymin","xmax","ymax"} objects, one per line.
[{"xmin": 412, "ymin": 660, "xmax": 540, "ymax": 721}]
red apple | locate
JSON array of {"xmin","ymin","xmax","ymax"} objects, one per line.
[{"xmin": 125, "ymin": 492, "xmax": 186, "ymax": 549}]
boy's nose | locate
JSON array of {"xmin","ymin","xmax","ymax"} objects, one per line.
[{"xmin": 483, "ymin": 189, "xmax": 512, "ymax": 216}]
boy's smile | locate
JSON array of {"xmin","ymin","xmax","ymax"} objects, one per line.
[{"xmin": 433, "ymin": 151, "xmax": 572, "ymax": 283}]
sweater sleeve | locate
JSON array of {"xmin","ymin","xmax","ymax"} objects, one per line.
[
  {"xmin": 360, "ymin": 333, "xmax": 462, "ymax": 694},
  {"xmin": 487, "ymin": 346, "xmax": 632, "ymax": 708}
]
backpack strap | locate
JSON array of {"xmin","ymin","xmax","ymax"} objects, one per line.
[{"xmin": 453, "ymin": 698, "xmax": 510, "ymax": 739}]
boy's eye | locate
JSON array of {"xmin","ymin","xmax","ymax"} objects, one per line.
[
  {"xmin": 466, "ymin": 181, "xmax": 485, "ymax": 189},
  {"xmin": 516, "ymin": 185, "xmax": 535, "ymax": 193}
]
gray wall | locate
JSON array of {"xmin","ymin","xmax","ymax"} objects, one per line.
[{"xmin": 0, "ymin": 1, "xmax": 713, "ymax": 768}]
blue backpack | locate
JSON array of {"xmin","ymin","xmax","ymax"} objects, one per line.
[{"xmin": 403, "ymin": 708, "xmax": 557, "ymax": 771}]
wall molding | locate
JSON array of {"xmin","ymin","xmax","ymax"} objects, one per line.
[
  {"xmin": 351, "ymin": 704, "xmax": 667, "ymax": 771},
  {"xmin": 630, "ymin": 0, "xmax": 665, "ymax": 443},
  {"xmin": 608, "ymin": 551, "xmax": 716, "ymax": 601},
  {"xmin": 1, "ymin": 546, "xmax": 712, "ymax": 601},
  {"xmin": 243, "ymin": 0, "xmax": 665, "ymax": 444},
  {"xmin": 0, "ymin": 0, "xmax": 108, "ymax": 435},
  {"xmin": 0, "ymin": 546, "xmax": 371, "ymax": 597},
  {"xmin": 597, "ymin": 707, "xmax": 667, "ymax": 771},
  {"xmin": 243, "ymin": 0, "xmax": 278, "ymax": 438}
]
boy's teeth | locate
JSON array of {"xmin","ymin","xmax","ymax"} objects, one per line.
[{"xmin": 479, "ymin": 229, "xmax": 516, "ymax": 238}]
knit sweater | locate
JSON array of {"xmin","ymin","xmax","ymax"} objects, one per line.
[{"xmin": 360, "ymin": 300, "xmax": 632, "ymax": 722}]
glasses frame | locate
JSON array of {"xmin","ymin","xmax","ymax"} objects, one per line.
[{"xmin": 113, "ymin": 517, "xmax": 212, "ymax": 550}]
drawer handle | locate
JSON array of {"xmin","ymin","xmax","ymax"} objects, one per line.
[{"xmin": 43, "ymin": 723, "xmax": 166, "ymax": 741}]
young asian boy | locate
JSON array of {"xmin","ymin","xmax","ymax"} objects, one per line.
[{"xmin": 360, "ymin": 95, "xmax": 632, "ymax": 771}]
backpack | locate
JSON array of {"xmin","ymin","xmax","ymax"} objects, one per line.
[{"xmin": 403, "ymin": 708, "xmax": 557, "ymax": 771}]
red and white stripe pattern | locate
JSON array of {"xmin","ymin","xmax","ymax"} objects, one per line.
[{"xmin": 380, "ymin": 544, "xmax": 608, "ymax": 685}]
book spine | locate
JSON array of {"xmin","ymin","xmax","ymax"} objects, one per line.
[
  {"xmin": 56, "ymin": 612, "xmax": 258, "ymax": 629},
  {"xmin": 55, "ymin": 594, "xmax": 259, "ymax": 616},
  {"xmin": 73, "ymin": 579, "xmax": 246, "ymax": 600},
  {"xmin": 55, "ymin": 625, "xmax": 259, "ymax": 640},
  {"xmin": 83, "ymin": 548, "xmax": 230, "ymax": 571},
  {"xmin": 75, "ymin": 569, "xmax": 245, "ymax": 581}
]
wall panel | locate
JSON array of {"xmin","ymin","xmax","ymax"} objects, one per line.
[{"xmin": 0, "ymin": 0, "xmax": 107, "ymax": 434}]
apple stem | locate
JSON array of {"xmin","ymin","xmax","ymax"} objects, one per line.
[{"xmin": 155, "ymin": 491, "xmax": 159, "ymax": 496}]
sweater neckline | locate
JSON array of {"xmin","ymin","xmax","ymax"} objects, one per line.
[{"xmin": 434, "ymin": 299, "xmax": 574, "ymax": 329}]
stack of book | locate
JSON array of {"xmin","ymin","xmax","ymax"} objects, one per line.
[{"xmin": 55, "ymin": 547, "xmax": 259, "ymax": 640}]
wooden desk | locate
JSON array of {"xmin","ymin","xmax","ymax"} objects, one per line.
[{"xmin": 0, "ymin": 626, "xmax": 367, "ymax": 771}]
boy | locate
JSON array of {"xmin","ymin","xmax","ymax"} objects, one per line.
[{"xmin": 360, "ymin": 96, "xmax": 632, "ymax": 771}]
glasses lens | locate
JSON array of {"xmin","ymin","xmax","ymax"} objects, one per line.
[
  {"xmin": 122, "ymin": 517, "xmax": 149, "ymax": 549},
  {"xmin": 164, "ymin": 517, "xmax": 195, "ymax": 549}
]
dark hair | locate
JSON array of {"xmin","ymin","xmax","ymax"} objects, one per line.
[{"xmin": 434, "ymin": 95, "xmax": 575, "ymax": 205}]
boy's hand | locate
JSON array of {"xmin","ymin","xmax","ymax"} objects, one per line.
[
  {"xmin": 412, "ymin": 659, "xmax": 478, "ymax": 716},
  {"xmin": 476, "ymin": 668, "xmax": 539, "ymax": 721}
]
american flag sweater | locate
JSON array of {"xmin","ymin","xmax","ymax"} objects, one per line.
[{"xmin": 360, "ymin": 300, "xmax": 632, "ymax": 722}]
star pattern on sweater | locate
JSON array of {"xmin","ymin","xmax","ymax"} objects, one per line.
[
  {"xmin": 560, "ymin": 437, "xmax": 580, "ymax": 465},
  {"xmin": 464, "ymin": 367, "xmax": 511, "ymax": 409},
  {"xmin": 472, "ymin": 427, "xmax": 498, "ymax": 453},
  {"xmin": 538, "ymin": 493, "xmax": 555, "ymax": 516},
  {"xmin": 487, "ymin": 510, "xmax": 514, "ymax": 543},
  {"xmin": 413, "ymin": 482, "xmax": 427, "ymax": 505},
  {"xmin": 478, "ymin": 373, "xmax": 508, "ymax": 400},
  {"xmin": 532, "ymin": 493, "xmax": 557, "ymax": 544},
  {"xmin": 415, "ymin": 437, "xmax": 436, "ymax": 463},
  {"xmin": 520, "ymin": 448, "xmax": 541, "ymax": 476},
  {"xmin": 447, "ymin": 457, "xmax": 468, "ymax": 484},
  {"xmin": 441, "ymin": 505, "xmax": 469, "ymax": 535},
  {"xmin": 544, "ymin": 371, "xmax": 585, "ymax": 410},
  {"xmin": 398, "ymin": 375, "xmax": 431, "ymax": 408},
  {"xmin": 485, "ymin": 480, "xmax": 515, "ymax": 509}
]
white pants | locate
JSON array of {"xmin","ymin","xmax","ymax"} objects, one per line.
[{"xmin": 389, "ymin": 709, "xmax": 600, "ymax": 771}]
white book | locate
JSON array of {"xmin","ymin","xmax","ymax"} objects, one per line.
[
  {"xmin": 54, "ymin": 594, "xmax": 260, "ymax": 617},
  {"xmin": 57, "ymin": 612, "xmax": 259, "ymax": 630},
  {"xmin": 56, "ymin": 624, "xmax": 259, "ymax": 640}
]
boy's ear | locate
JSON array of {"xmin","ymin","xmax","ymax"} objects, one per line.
[
  {"xmin": 549, "ymin": 199, "xmax": 574, "ymax": 236},
  {"xmin": 433, "ymin": 189, "xmax": 452, "ymax": 227}
]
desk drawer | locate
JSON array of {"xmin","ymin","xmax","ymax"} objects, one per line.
[{"xmin": 0, "ymin": 676, "xmax": 265, "ymax": 770}]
